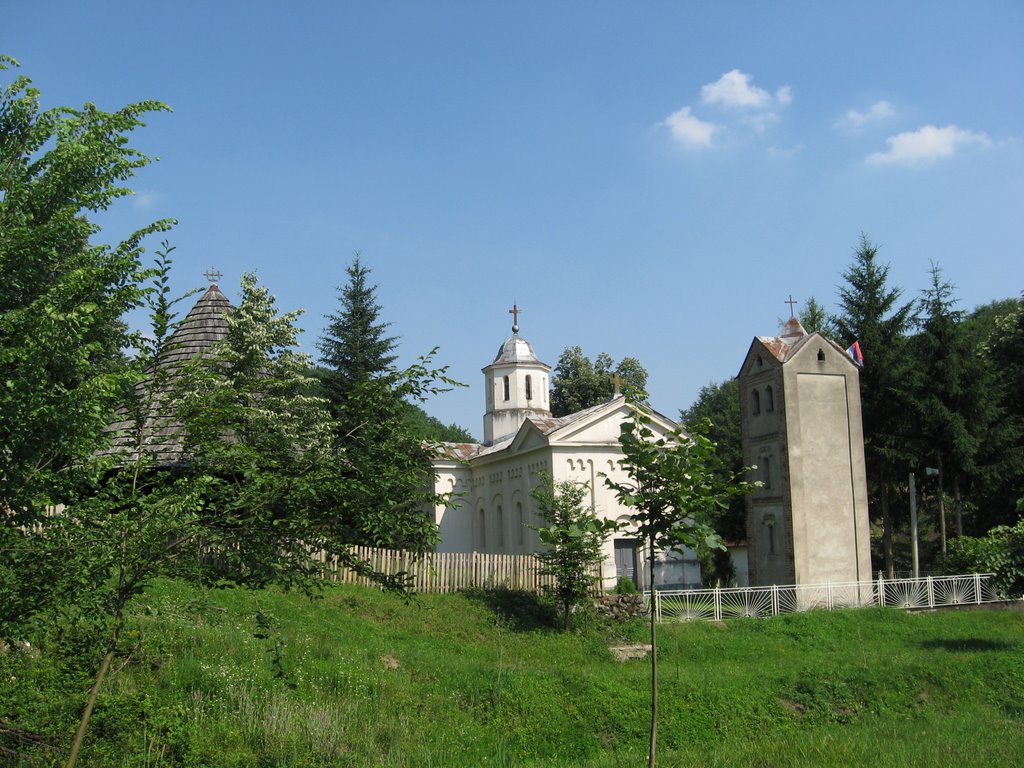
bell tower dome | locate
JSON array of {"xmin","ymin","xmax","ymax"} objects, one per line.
[{"xmin": 482, "ymin": 304, "xmax": 552, "ymax": 444}]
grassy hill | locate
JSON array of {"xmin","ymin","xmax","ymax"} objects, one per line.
[{"xmin": 3, "ymin": 579, "xmax": 1023, "ymax": 767}]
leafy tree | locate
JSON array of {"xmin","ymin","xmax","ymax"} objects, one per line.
[
  {"xmin": 946, "ymin": 515, "xmax": 1024, "ymax": 598},
  {"xmin": 399, "ymin": 401, "xmax": 476, "ymax": 443},
  {"xmin": 604, "ymin": 406, "xmax": 755, "ymax": 768},
  {"xmin": 531, "ymin": 474, "xmax": 618, "ymax": 629},
  {"xmin": 980, "ymin": 293, "xmax": 1024, "ymax": 524},
  {"xmin": 0, "ymin": 56, "xmax": 172, "ymax": 641},
  {"xmin": 680, "ymin": 379, "xmax": 744, "ymax": 545},
  {"xmin": 680, "ymin": 379, "xmax": 746, "ymax": 584},
  {"xmin": 0, "ymin": 55, "xmax": 171, "ymax": 525},
  {"xmin": 831, "ymin": 234, "xmax": 917, "ymax": 577},
  {"xmin": 550, "ymin": 346, "xmax": 648, "ymax": 417}
]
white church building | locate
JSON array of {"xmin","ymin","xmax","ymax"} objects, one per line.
[{"xmin": 430, "ymin": 311, "xmax": 702, "ymax": 591}]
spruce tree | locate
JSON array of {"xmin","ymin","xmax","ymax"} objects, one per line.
[
  {"xmin": 910, "ymin": 263, "xmax": 1002, "ymax": 543},
  {"xmin": 832, "ymin": 234, "xmax": 917, "ymax": 576},
  {"xmin": 318, "ymin": 253, "xmax": 398, "ymax": 408},
  {"xmin": 317, "ymin": 254, "xmax": 439, "ymax": 551}
]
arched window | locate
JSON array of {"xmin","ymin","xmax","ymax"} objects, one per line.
[
  {"xmin": 496, "ymin": 506, "xmax": 504, "ymax": 549},
  {"xmin": 525, "ymin": 375, "xmax": 533, "ymax": 401},
  {"xmin": 817, "ymin": 348, "xmax": 826, "ymax": 362},
  {"xmin": 516, "ymin": 502, "xmax": 524, "ymax": 546},
  {"xmin": 762, "ymin": 455, "xmax": 772, "ymax": 489},
  {"xmin": 478, "ymin": 508, "xmax": 486, "ymax": 550},
  {"xmin": 503, "ymin": 376, "xmax": 510, "ymax": 401},
  {"xmin": 751, "ymin": 389, "xmax": 761, "ymax": 415},
  {"xmin": 765, "ymin": 385, "xmax": 774, "ymax": 413}
]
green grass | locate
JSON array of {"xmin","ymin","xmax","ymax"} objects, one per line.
[{"xmin": 3, "ymin": 580, "xmax": 1023, "ymax": 766}]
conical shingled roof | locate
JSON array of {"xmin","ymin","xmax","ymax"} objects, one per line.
[
  {"xmin": 101, "ymin": 285, "xmax": 233, "ymax": 465},
  {"xmin": 157, "ymin": 285, "xmax": 232, "ymax": 366}
]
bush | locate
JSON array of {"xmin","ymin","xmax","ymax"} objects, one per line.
[
  {"xmin": 947, "ymin": 516, "xmax": 1024, "ymax": 598},
  {"xmin": 613, "ymin": 576, "xmax": 638, "ymax": 595}
]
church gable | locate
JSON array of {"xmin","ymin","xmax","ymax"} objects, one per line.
[
  {"xmin": 508, "ymin": 421, "xmax": 550, "ymax": 454},
  {"xmin": 738, "ymin": 338, "xmax": 784, "ymax": 379},
  {"xmin": 784, "ymin": 332, "xmax": 858, "ymax": 372}
]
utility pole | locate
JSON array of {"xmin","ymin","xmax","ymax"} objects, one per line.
[{"xmin": 908, "ymin": 472, "xmax": 920, "ymax": 578}]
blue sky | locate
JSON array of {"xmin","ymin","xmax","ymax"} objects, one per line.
[{"xmin": 7, "ymin": 2, "xmax": 1023, "ymax": 436}]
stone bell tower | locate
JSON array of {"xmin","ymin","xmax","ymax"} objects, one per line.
[{"xmin": 738, "ymin": 310, "xmax": 871, "ymax": 587}]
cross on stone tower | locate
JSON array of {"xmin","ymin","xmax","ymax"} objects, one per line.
[
  {"xmin": 611, "ymin": 373, "xmax": 624, "ymax": 397},
  {"xmin": 509, "ymin": 302, "xmax": 521, "ymax": 333},
  {"xmin": 204, "ymin": 267, "xmax": 223, "ymax": 285},
  {"xmin": 785, "ymin": 294, "xmax": 798, "ymax": 318}
]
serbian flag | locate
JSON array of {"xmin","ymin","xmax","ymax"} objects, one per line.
[{"xmin": 846, "ymin": 341, "xmax": 864, "ymax": 366}]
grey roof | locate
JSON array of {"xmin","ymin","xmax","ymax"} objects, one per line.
[
  {"xmin": 101, "ymin": 285, "xmax": 232, "ymax": 465},
  {"xmin": 487, "ymin": 333, "xmax": 549, "ymax": 368},
  {"xmin": 434, "ymin": 396, "xmax": 642, "ymax": 462}
]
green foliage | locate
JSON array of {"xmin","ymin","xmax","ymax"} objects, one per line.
[
  {"xmin": 909, "ymin": 263, "xmax": 1007, "ymax": 543},
  {"xmin": 318, "ymin": 252, "xmax": 398, "ymax": 401},
  {"xmin": 613, "ymin": 576, "xmax": 638, "ymax": 595},
  {"xmin": 531, "ymin": 475, "xmax": 618, "ymax": 630},
  {"xmin": 606, "ymin": 408, "xmax": 751, "ymax": 565},
  {"xmin": 604, "ymin": 404, "xmax": 755, "ymax": 766},
  {"xmin": 831, "ymin": 234, "xmax": 918, "ymax": 573},
  {"xmin": 980, "ymin": 294, "xmax": 1024, "ymax": 523},
  {"xmin": 680, "ymin": 378, "xmax": 745, "ymax": 542},
  {"xmin": 176, "ymin": 272, "xmax": 338, "ymax": 589},
  {"xmin": 0, "ymin": 55, "xmax": 172, "ymax": 526},
  {"xmin": 946, "ymin": 517, "xmax": 1024, "ymax": 598},
  {"xmin": 5, "ymin": 579, "xmax": 1024, "ymax": 767},
  {"xmin": 550, "ymin": 346, "xmax": 648, "ymax": 417},
  {"xmin": 399, "ymin": 400, "xmax": 475, "ymax": 443},
  {"xmin": 317, "ymin": 254, "xmax": 457, "ymax": 550},
  {"xmin": 799, "ymin": 295, "xmax": 833, "ymax": 336}
]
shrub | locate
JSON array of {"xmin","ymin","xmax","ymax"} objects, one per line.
[
  {"xmin": 947, "ymin": 516, "xmax": 1024, "ymax": 598},
  {"xmin": 613, "ymin": 576, "xmax": 638, "ymax": 595}
]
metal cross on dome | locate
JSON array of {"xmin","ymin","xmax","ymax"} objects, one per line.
[
  {"xmin": 203, "ymin": 267, "xmax": 223, "ymax": 285},
  {"xmin": 509, "ymin": 302, "xmax": 522, "ymax": 332}
]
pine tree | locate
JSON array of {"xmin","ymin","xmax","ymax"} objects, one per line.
[
  {"xmin": 910, "ymin": 263, "xmax": 1003, "ymax": 544},
  {"xmin": 318, "ymin": 253, "xmax": 398, "ymax": 409},
  {"xmin": 317, "ymin": 254, "xmax": 441, "ymax": 550},
  {"xmin": 832, "ymin": 234, "xmax": 917, "ymax": 576}
]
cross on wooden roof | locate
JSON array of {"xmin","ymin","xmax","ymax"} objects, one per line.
[
  {"xmin": 785, "ymin": 294, "xmax": 798, "ymax": 317},
  {"xmin": 509, "ymin": 302, "xmax": 521, "ymax": 332},
  {"xmin": 203, "ymin": 267, "xmax": 223, "ymax": 285}
]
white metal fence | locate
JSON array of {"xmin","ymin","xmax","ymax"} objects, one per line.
[{"xmin": 649, "ymin": 573, "xmax": 1004, "ymax": 622}]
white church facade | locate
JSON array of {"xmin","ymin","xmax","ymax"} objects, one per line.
[{"xmin": 430, "ymin": 312, "xmax": 701, "ymax": 591}]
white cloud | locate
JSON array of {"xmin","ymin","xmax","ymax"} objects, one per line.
[
  {"xmin": 866, "ymin": 124, "xmax": 992, "ymax": 167},
  {"xmin": 662, "ymin": 106, "xmax": 717, "ymax": 148},
  {"xmin": 132, "ymin": 190, "xmax": 159, "ymax": 209},
  {"xmin": 701, "ymin": 69, "xmax": 792, "ymax": 110},
  {"xmin": 834, "ymin": 100, "xmax": 895, "ymax": 132},
  {"xmin": 768, "ymin": 143, "xmax": 804, "ymax": 159}
]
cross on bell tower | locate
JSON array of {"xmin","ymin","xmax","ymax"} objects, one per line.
[
  {"xmin": 509, "ymin": 302, "xmax": 522, "ymax": 333},
  {"xmin": 204, "ymin": 267, "xmax": 223, "ymax": 286},
  {"xmin": 784, "ymin": 294, "xmax": 798, "ymax": 318}
]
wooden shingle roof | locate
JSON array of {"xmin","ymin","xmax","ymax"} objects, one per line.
[{"xmin": 102, "ymin": 285, "xmax": 233, "ymax": 465}]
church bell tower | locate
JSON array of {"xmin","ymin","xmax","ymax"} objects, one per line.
[
  {"xmin": 482, "ymin": 304, "xmax": 552, "ymax": 444},
  {"xmin": 738, "ymin": 305, "xmax": 872, "ymax": 587}
]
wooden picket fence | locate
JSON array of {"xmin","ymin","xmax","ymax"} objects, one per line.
[{"xmin": 311, "ymin": 545, "xmax": 603, "ymax": 594}]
